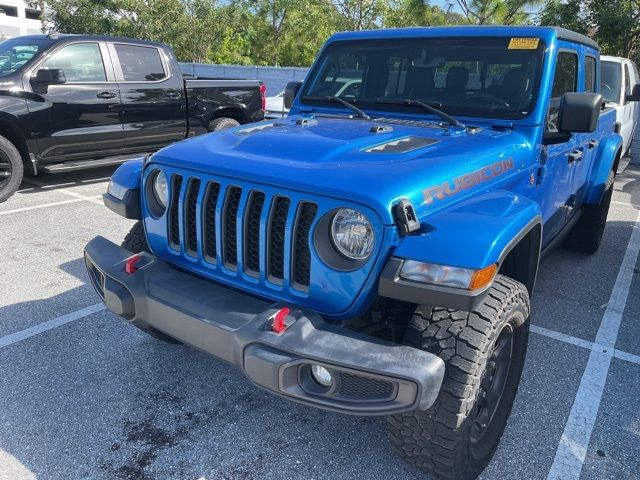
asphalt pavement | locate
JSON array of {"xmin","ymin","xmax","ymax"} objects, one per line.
[{"xmin": 1, "ymin": 160, "xmax": 639, "ymax": 480}]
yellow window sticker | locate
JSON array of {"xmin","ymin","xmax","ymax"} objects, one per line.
[{"xmin": 508, "ymin": 38, "xmax": 540, "ymax": 49}]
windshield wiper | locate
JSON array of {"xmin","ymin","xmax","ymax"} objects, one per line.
[
  {"xmin": 375, "ymin": 98, "xmax": 465, "ymax": 129},
  {"xmin": 301, "ymin": 95, "xmax": 371, "ymax": 120}
]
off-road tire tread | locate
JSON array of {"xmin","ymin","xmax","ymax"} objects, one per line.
[
  {"xmin": 564, "ymin": 169, "xmax": 614, "ymax": 253},
  {"xmin": 121, "ymin": 221, "xmax": 149, "ymax": 253},
  {"xmin": 386, "ymin": 275, "xmax": 530, "ymax": 480}
]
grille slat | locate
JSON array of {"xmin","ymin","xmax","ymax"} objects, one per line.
[
  {"xmin": 168, "ymin": 175, "xmax": 183, "ymax": 250},
  {"xmin": 268, "ymin": 196, "xmax": 290, "ymax": 283},
  {"xmin": 164, "ymin": 172, "xmax": 318, "ymax": 294},
  {"xmin": 292, "ymin": 202, "xmax": 317, "ymax": 289},
  {"xmin": 203, "ymin": 181, "xmax": 221, "ymax": 263},
  {"xmin": 244, "ymin": 191, "xmax": 265, "ymax": 277},
  {"xmin": 184, "ymin": 178, "xmax": 201, "ymax": 256},
  {"xmin": 223, "ymin": 186, "xmax": 242, "ymax": 269}
]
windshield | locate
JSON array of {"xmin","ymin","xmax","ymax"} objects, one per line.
[
  {"xmin": 601, "ymin": 61, "xmax": 622, "ymax": 103},
  {"xmin": 301, "ymin": 37, "xmax": 545, "ymax": 120},
  {"xmin": 0, "ymin": 37, "xmax": 53, "ymax": 76}
]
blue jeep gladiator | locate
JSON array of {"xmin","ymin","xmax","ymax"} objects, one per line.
[{"xmin": 85, "ymin": 26, "xmax": 629, "ymax": 479}]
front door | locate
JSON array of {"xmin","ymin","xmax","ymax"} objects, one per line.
[
  {"xmin": 108, "ymin": 42, "xmax": 186, "ymax": 152},
  {"xmin": 539, "ymin": 49, "xmax": 580, "ymax": 247},
  {"xmin": 27, "ymin": 41, "xmax": 124, "ymax": 162}
]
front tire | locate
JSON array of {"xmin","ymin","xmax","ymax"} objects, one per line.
[
  {"xmin": 564, "ymin": 169, "xmax": 614, "ymax": 254},
  {"xmin": 0, "ymin": 135, "xmax": 24, "ymax": 203},
  {"xmin": 121, "ymin": 221, "xmax": 180, "ymax": 344},
  {"xmin": 386, "ymin": 275, "xmax": 530, "ymax": 480}
]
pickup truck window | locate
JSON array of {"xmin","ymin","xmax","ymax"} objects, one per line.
[
  {"xmin": 601, "ymin": 61, "xmax": 622, "ymax": 103},
  {"xmin": 114, "ymin": 44, "xmax": 166, "ymax": 82},
  {"xmin": 585, "ymin": 56, "xmax": 596, "ymax": 93},
  {"xmin": 0, "ymin": 37, "xmax": 53, "ymax": 75},
  {"xmin": 43, "ymin": 43, "xmax": 107, "ymax": 83},
  {"xmin": 301, "ymin": 37, "xmax": 545, "ymax": 120},
  {"xmin": 547, "ymin": 51, "xmax": 577, "ymax": 132}
]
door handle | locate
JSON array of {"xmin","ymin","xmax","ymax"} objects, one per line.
[
  {"xmin": 587, "ymin": 139, "xmax": 599, "ymax": 150},
  {"xmin": 568, "ymin": 149, "xmax": 584, "ymax": 163},
  {"xmin": 96, "ymin": 91, "xmax": 117, "ymax": 99}
]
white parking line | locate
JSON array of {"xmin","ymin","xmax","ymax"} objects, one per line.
[
  {"xmin": 21, "ymin": 178, "xmax": 104, "ymax": 204},
  {"xmin": 547, "ymin": 209, "xmax": 640, "ymax": 480},
  {"xmin": 0, "ymin": 303, "xmax": 105, "ymax": 349},
  {"xmin": 612, "ymin": 200, "xmax": 640, "ymax": 208},
  {"xmin": 531, "ymin": 325, "xmax": 640, "ymax": 366},
  {"xmin": 0, "ymin": 197, "xmax": 100, "ymax": 216}
]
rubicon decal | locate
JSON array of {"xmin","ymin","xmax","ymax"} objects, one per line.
[{"xmin": 423, "ymin": 158, "xmax": 515, "ymax": 205}]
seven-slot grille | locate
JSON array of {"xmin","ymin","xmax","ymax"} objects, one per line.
[{"xmin": 167, "ymin": 174, "xmax": 318, "ymax": 291}]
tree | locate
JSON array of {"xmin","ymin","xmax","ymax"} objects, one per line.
[
  {"xmin": 331, "ymin": 0, "xmax": 386, "ymax": 30},
  {"xmin": 384, "ymin": 0, "xmax": 466, "ymax": 27},
  {"xmin": 538, "ymin": 0, "xmax": 588, "ymax": 34},
  {"xmin": 454, "ymin": 0, "xmax": 541, "ymax": 24}
]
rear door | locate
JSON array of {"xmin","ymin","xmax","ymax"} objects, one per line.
[
  {"xmin": 28, "ymin": 41, "xmax": 124, "ymax": 162},
  {"xmin": 540, "ymin": 48, "xmax": 580, "ymax": 246},
  {"xmin": 621, "ymin": 61, "xmax": 636, "ymax": 153},
  {"xmin": 109, "ymin": 42, "xmax": 186, "ymax": 152}
]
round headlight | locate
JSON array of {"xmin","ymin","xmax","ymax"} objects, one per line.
[
  {"xmin": 331, "ymin": 208, "xmax": 374, "ymax": 260},
  {"xmin": 152, "ymin": 170, "xmax": 168, "ymax": 209}
]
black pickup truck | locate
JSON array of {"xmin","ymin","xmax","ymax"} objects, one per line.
[{"xmin": 0, "ymin": 34, "xmax": 265, "ymax": 202}]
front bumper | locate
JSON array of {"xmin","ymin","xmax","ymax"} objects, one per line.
[{"xmin": 84, "ymin": 236, "xmax": 445, "ymax": 416}]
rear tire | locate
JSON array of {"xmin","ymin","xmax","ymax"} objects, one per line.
[
  {"xmin": 564, "ymin": 169, "xmax": 614, "ymax": 254},
  {"xmin": 386, "ymin": 275, "xmax": 530, "ymax": 480},
  {"xmin": 0, "ymin": 135, "xmax": 24, "ymax": 203},
  {"xmin": 208, "ymin": 117, "xmax": 240, "ymax": 132},
  {"xmin": 121, "ymin": 222, "xmax": 180, "ymax": 344}
]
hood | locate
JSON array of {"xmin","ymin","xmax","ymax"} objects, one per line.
[{"xmin": 151, "ymin": 115, "xmax": 530, "ymax": 224}]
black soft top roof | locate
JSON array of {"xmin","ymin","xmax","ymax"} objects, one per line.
[{"xmin": 550, "ymin": 27, "xmax": 599, "ymax": 50}]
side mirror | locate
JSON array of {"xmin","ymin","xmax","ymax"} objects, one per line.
[
  {"xmin": 558, "ymin": 92, "xmax": 602, "ymax": 133},
  {"xmin": 31, "ymin": 68, "xmax": 66, "ymax": 86},
  {"xmin": 626, "ymin": 84, "xmax": 640, "ymax": 102},
  {"xmin": 284, "ymin": 81, "xmax": 302, "ymax": 109}
]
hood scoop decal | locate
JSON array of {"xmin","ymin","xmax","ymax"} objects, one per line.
[{"xmin": 365, "ymin": 136, "xmax": 440, "ymax": 154}]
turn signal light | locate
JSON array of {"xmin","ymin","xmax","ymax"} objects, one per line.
[{"xmin": 469, "ymin": 264, "xmax": 497, "ymax": 290}]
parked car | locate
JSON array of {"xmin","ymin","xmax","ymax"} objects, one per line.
[
  {"xmin": 0, "ymin": 34, "xmax": 266, "ymax": 202},
  {"xmin": 601, "ymin": 55, "xmax": 639, "ymax": 160},
  {"xmin": 86, "ymin": 26, "xmax": 634, "ymax": 480},
  {"xmin": 264, "ymin": 90, "xmax": 288, "ymax": 118}
]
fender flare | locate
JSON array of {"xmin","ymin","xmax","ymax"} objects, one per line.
[
  {"xmin": 103, "ymin": 159, "xmax": 144, "ymax": 219},
  {"xmin": 584, "ymin": 132, "xmax": 622, "ymax": 205},
  {"xmin": 379, "ymin": 190, "xmax": 542, "ymax": 311}
]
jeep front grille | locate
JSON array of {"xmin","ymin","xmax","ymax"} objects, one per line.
[{"xmin": 166, "ymin": 175, "xmax": 318, "ymax": 291}]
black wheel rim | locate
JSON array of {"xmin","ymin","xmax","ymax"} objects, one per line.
[
  {"xmin": 469, "ymin": 323, "xmax": 514, "ymax": 444},
  {"xmin": 0, "ymin": 151, "xmax": 12, "ymax": 189}
]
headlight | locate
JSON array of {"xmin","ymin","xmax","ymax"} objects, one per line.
[
  {"xmin": 152, "ymin": 170, "xmax": 168, "ymax": 209},
  {"xmin": 331, "ymin": 208, "xmax": 374, "ymax": 260},
  {"xmin": 400, "ymin": 260, "xmax": 497, "ymax": 290}
]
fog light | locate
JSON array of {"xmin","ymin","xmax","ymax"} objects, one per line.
[{"xmin": 310, "ymin": 364, "xmax": 333, "ymax": 387}]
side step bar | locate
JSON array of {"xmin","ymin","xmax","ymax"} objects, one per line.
[{"xmin": 38, "ymin": 154, "xmax": 149, "ymax": 174}]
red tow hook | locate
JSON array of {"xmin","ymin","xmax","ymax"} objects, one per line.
[
  {"xmin": 271, "ymin": 307, "xmax": 290, "ymax": 333},
  {"xmin": 124, "ymin": 254, "xmax": 142, "ymax": 274}
]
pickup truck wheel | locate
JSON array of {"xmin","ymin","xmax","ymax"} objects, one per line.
[
  {"xmin": 121, "ymin": 221, "xmax": 150, "ymax": 254},
  {"xmin": 386, "ymin": 275, "xmax": 530, "ymax": 480},
  {"xmin": 121, "ymin": 221, "xmax": 181, "ymax": 344},
  {"xmin": 0, "ymin": 135, "xmax": 24, "ymax": 203},
  {"xmin": 564, "ymin": 169, "xmax": 614, "ymax": 254},
  {"xmin": 208, "ymin": 117, "xmax": 240, "ymax": 132}
]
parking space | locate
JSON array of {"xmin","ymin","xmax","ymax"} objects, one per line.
[{"xmin": 1, "ymin": 163, "xmax": 639, "ymax": 480}]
